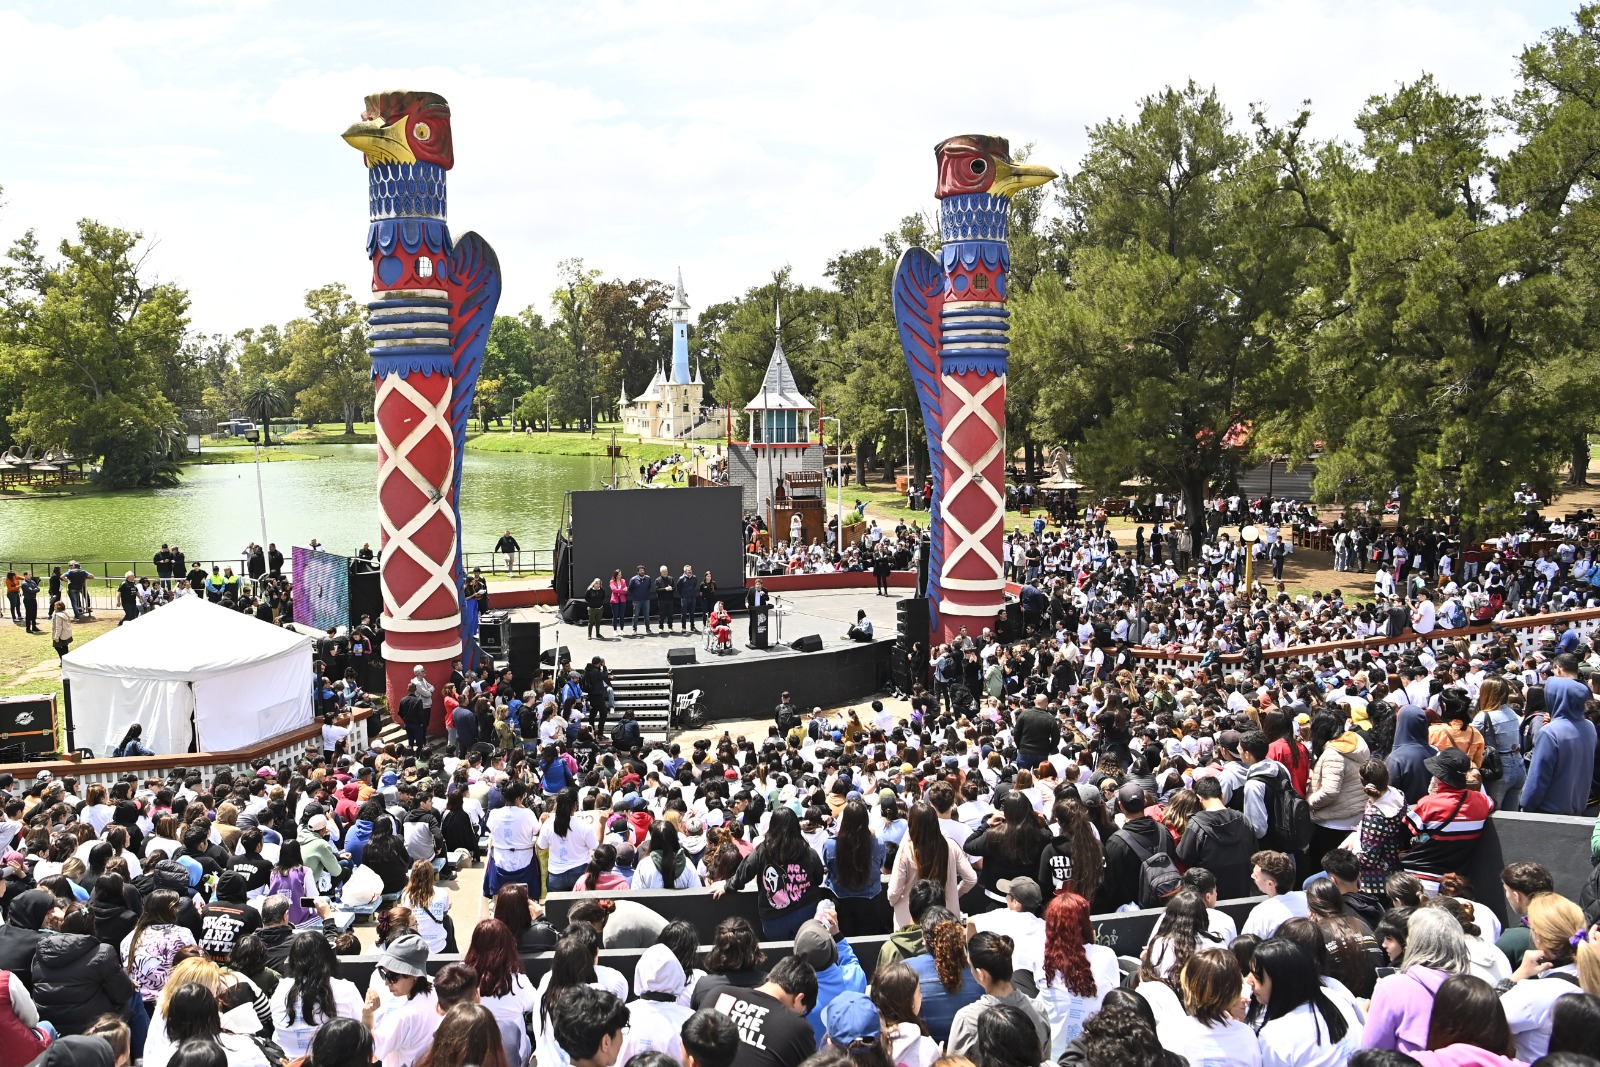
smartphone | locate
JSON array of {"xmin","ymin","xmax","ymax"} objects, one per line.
[{"xmin": 301, "ymin": 896, "xmax": 317, "ymax": 909}]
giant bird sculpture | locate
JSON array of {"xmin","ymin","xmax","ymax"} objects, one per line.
[
  {"xmin": 343, "ymin": 91, "xmax": 501, "ymax": 730},
  {"xmin": 894, "ymin": 136, "xmax": 1054, "ymax": 645}
]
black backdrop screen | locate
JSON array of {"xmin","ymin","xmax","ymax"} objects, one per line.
[{"xmin": 569, "ymin": 487, "xmax": 746, "ymax": 596}]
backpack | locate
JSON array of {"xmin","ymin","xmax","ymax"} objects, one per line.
[
  {"xmin": 1261, "ymin": 771, "xmax": 1314, "ymax": 853},
  {"xmin": 1444, "ymin": 599, "xmax": 1467, "ymax": 628},
  {"xmin": 1114, "ymin": 827, "xmax": 1182, "ymax": 910}
]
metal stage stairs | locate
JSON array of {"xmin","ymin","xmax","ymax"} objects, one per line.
[{"xmin": 611, "ymin": 667, "xmax": 673, "ymax": 740}]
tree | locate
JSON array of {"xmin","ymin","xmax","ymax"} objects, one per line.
[
  {"xmin": 551, "ymin": 259, "xmax": 601, "ymax": 428},
  {"xmin": 585, "ymin": 277, "xmax": 672, "ymax": 406},
  {"xmin": 1031, "ymin": 83, "xmax": 1313, "ymax": 543},
  {"xmin": 0, "ymin": 220, "xmax": 190, "ymax": 487},
  {"xmin": 283, "ymin": 283, "xmax": 370, "ymax": 435},
  {"xmin": 1274, "ymin": 76, "xmax": 1588, "ymax": 526},
  {"xmin": 242, "ymin": 376, "xmax": 287, "ymax": 446}
]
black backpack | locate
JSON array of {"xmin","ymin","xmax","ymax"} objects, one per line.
[
  {"xmin": 1114, "ymin": 827, "xmax": 1182, "ymax": 910},
  {"xmin": 1261, "ymin": 771, "xmax": 1314, "ymax": 853}
]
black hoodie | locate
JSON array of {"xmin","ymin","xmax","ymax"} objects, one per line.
[
  {"xmin": 1176, "ymin": 807, "xmax": 1257, "ymax": 899},
  {"xmin": 0, "ymin": 890, "xmax": 54, "ymax": 989},
  {"xmin": 31, "ymin": 931, "xmax": 135, "ymax": 1035}
]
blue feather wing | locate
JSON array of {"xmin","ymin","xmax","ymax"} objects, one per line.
[
  {"xmin": 441, "ymin": 231, "xmax": 502, "ymax": 665},
  {"xmin": 893, "ymin": 245, "xmax": 944, "ymax": 628}
]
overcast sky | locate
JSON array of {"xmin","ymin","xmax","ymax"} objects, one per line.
[{"xmin": 0, "ymin": 0, "xmax": 1576, "ymax": 336}]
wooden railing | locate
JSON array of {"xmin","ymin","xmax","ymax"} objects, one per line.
[{"xmin": 0, "ymin": 706, "xmax": 379, "ymax": 785}]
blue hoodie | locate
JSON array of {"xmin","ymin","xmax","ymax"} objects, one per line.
[
  {"xmin": 1521, "ymin": 676, "xmax": 1596, "ymax": 815},
  {"xmin": 1386, "ymin": 704, "xmax": 1435, "ymax": 805}
]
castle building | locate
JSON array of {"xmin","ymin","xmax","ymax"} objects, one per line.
[
  {"xmin": 726, "ymin": 302, "xmax": 825, "ymax": 528},
  {"xmin": 621, "ymin": 269, "xmax": 705, "ymax": 440}
]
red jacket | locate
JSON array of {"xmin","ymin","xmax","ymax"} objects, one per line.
[{"xmin": 1268, "ymin": 738, "xmax": 1311, "ymax": 796}]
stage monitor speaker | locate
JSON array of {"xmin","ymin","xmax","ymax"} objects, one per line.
[
  {"xmin": 0, "ymin": 696, "xmax": 58, "ymax": 761},
  {"xmin": 667, "ymin": 647, "xmax": 697, "ymax": 665},
  {"xmin": 540, "ymin": 645, "xmax": 571, "ymax": 668},
  {"xmin": 560, "ymin": 598, "xmax": 587, "ymax": 625},
  {"xmin": 508, "ymin": 621, "xmax": 540, "ymax": 694},
  {"xmin": 790, "ymin": 634, "xmax": 824, "ymax": 653}
]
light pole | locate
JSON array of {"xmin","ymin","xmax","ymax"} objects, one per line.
[
  {"xmin": 245, "ymin": 429, "xmax": 269, "ymax": 556},
  {"xmin": 886, "ymin": 407, "xmax": 910, "ymax": 495},
  {"xmin": 1241, "ymin": 524, "xmax": 1260, "ymax": 596},
  {"xmin": 822, "ymin": 416, "xmax": 844, "ymax": 551},
  {"xmin": 589, "ymin": 396, "xmax": 600, "ymax": 437},
  {"xmin": 510, "ymin": 397, "xmax": 518, "ymax": 434}
]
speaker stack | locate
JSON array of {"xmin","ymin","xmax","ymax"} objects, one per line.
[
  {"xmin": 667, "ymin": 647, "xmax": 697, "ymax": 665},
  {"xmin": 508, "ymin": 621, "xmax": 541, "ymax": 696},
  {"xmin": 894, "ymin": 598, "xmax": 930, "ymax": 692}
]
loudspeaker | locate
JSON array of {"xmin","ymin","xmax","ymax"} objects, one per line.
[
  {"xmin": 478, "ymin": 610, "xmax": 511, "ymax": 658},
  {"xmin": 540, "ymin": 645, "xmax": 571, "ymax": 667},
  {"xmin": 560, "ymin": 598, "xmax": 587, "ymax": 624},
  {"xmin": 0, "ymin": 696, "xmax": 58, "ymax": 760},
  {"xmin": 790, "ymin": 634, "xmax": 824, "ymax": 653},
  {"xmin": 508, "ymin": 621, "xmax": 540, "ymax": 695},
  {"xmin": 347, "ymin": 569, "xmax": 382, "ymax": 631},
  {"xmin": 916, "ymin": 536, "xmax": 931, "ymax": 598},
  {"xmin": 896, "ymin": 598, "xmax": 930, "ymax": 645},
  {"xmin": 667, "ymin": 647, "xmax": 697, "ymax": 665}
]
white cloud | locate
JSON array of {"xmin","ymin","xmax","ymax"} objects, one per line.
[{"xmin": 0, "ymin": 0, "xmax": 1572, "ymax": 335}]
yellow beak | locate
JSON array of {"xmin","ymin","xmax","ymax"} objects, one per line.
[
  {"xmin": 341, "ymin": 116, "xmax": 415, "ymax": 166},
  {"xmin": 990, "ymin": 159, "xmax": 1057, "ymax": 198}
]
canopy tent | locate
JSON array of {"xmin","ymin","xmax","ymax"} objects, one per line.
[{"xmin": 63, "ymin": 596, "xmax": 315, "ymax": 756}]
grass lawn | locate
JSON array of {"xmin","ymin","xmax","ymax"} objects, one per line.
[
  {"xmin": 467, "ymin": 429, "xmax": 678, "ymax": 462},
  {"xmin": 183, "ymin": 447, "xmax": 321, "ymax": 465},
  {"xmin": 281, "ymin": 424, "xmax": 378, "ymax": 444},
  {"xmin": 0, "ymin": 614, "xmax": 115, "ymax": 701}
]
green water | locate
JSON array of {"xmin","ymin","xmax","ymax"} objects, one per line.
[{"xmin": 0, "ymin": 444, "xmax": 614, "ymax": 571}]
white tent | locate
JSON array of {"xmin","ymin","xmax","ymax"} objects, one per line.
[{"xmin": 63, "ymin": 596, "xmax": 315, "ymax": 756}]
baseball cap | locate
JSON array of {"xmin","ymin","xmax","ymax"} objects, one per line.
[
  {"xmin": 308, "ymin": 814, "xmax": 331, "ymax": 833},
  {"xmin": 1116, "ymin": 783, "xmax": 1148, "ymax": 812},
  {"xmin": 997, "ymin": 876, "xmax": 1043, "ymax": 912},
  {"xmin": 378, "ymin": 932, "xmax": 429, "ymax": 977},
  {"xmin": 632, "ymin": 944, "xmax": 686, "ymax": 997},
  {"xmin": 794, "ymin": 920, "xmax": 838, "ymax": 970},
  {"xmin": 823, "ymin": 992, "xmax": 881, "ymax": 1046},
  {"xmin": 1217, "ymin": 730, "xmax": 1243, "ymax": 755}
]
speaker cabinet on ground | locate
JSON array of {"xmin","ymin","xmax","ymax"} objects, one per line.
[
  {"xmin": 790, "ymin": 634, "xmax": 824, "ymax": 653},
  {"xmin": 667, "ymin": 647, "xmax": 697, "ymax": 665},
  {"xmin": 560, "ymin": 598, "xmax": 587, "ymax": 625},
  {"xmin": 477, "ymin": 610, "xmax": 511, "ymax": 658},
  {"xmin": 540, "ymin": 645, "xmax": 571, "ymax": 668},
  {"xmin": 508, "ymin": 621, "xmax": 540, "ymax": 693},
  {"xmin": 0, "ymin": 696, "xmax": 58, "ymax": 762}
]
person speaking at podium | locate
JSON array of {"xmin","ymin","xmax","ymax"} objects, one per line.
[{"xmin": 747, "ymin": 579, "xmax": 771, "ymax": 649}]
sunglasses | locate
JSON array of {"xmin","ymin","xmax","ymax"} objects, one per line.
[{"xmin": 378, "ymin": 968, "xmax": 411, "ymax": 983}]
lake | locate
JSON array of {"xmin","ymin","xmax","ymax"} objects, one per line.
[{"xmin": 0, "ymin": 443, "xmax": 615, "ymax": 572}]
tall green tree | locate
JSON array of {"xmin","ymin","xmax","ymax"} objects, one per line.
[
  {"xmin": 242, "ymin": 376, "xmax": 287, "ymax": 446},
  {"xmin": 0, "ymin": 220, "xmax": 190, "ymax": 487},
  {"xmin": 1274, "ymin": 76, "xmax": 1586, "ymax": 526},
  {"xmin": 586, "ymin": 277, "xmax": 672, "ymax": 410},
  {"xmin": 283, "ymin": 283, "xmax": 369, "ymax": 435},
  {"xmin": 1031, "ymin": 83, "xmax": 1313, "ymax": 543}
]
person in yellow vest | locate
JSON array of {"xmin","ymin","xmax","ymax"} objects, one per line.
[
  {"xmin": 205, "ymin": 566, "xmax": 226, "ymax": 602},
  {"xmin": 221, "ymin": 566, "xmax": 242, "ymax": 602}
]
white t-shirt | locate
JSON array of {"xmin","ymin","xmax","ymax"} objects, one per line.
[
  {"xmin": 322, "ymin": 723, "xmax": 349, "ymax": 751},
  {"xmin": 1038, "ymin": 943, "xmax": 1121, "ymax": 1059},
  {"xmin": 969, "ymin": 908, "xmax": 1046, "ymax": 989},
  {"xmin": 1257, "ymin": 998, "xmax": 1361, "ymax": 1067},
  {"xmin": 487, "ymin": 805, "xmax": 539, "ymax": 871},
  {"xmin": 1503, "ymin": 965, "xmax": 1581, "ymax": 1062},
  {"xmin": 269, "ymin": 975, "xmax": 364, "ymax": 1058},
  {"xmin": 1207, "ymin": 907, "xmax": 1239, "ymax": 943},
  {"xmin": 1243, "ymin": 893, "xmax": 1311, "ymax": 939},
  {"xmin": 371, "ymin": 990, "xmax": 439, "ymax": 1067},
  {"xmin": 404, "ymin": 888, "xmax": 452, "ymax": 952},
  {"xmin": 1157, "ymin": 1015, "xmax": 1262, "ymax": 1067},
  {"xmin": 537, "ymin": 816, "xmax": 599, "ymax": 873}
]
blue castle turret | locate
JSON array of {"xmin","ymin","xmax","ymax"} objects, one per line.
[{"xmin": 669, "ymin": 267, "xmax": 691, "ymax": 386}]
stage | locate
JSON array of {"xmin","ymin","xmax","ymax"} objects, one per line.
[{"xmin": 507, "ymin": 587, "xmax": 900, "ymax": 724}]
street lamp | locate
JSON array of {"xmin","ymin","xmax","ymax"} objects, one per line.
[
  {"xmin": 244, "ymin": 429, "xmax": 269, "ymax": 556},
  {"xmin": 886, "ymin": 407, "xmax": 910, "ymax": 495},
  {"xmin": 590, "ymin": 395, "xmax": 601, "ymax": 437},
  {"xmin": 821, "ymin": 416, "xmax": 845, "ymax": 551},
  {"xmin": 1241, "ymin": 524, "xmax": 1260, "ymax": 595}
]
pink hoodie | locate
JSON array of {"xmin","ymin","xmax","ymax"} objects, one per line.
[{"xmin": 1413, "ymin": 1044, "xmax": 1528, "ymax": 1067}]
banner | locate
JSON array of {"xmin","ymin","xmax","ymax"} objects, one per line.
[{"xmin": 292, "ymin": 547, "xmax": 349, "ymax": 632}]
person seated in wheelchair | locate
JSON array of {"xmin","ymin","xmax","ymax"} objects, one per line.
[{"xmin": 708, "ymin": 600, "xmax": 733, "ymax": 650}]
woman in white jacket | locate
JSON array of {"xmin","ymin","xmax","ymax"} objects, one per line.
[
  {"xmin": 871, "ymin": 962, "xmax": 941, "ymax": 1067},
  {"xmin": 887, "ymin": 803, "xmax": 977, "ymax": 928}
]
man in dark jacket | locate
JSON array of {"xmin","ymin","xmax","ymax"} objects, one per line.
[
  {"xmin": 1385, "ymin": 704, "xmax": 1436, "ymax": 805},
  {"xmin": 1176, "ymin": 777, "xmax": 1256, "ymax": 898},
  {"xmin": 611, "ymin": 709, "xmax": 642, "ymax": 752},
  {"xmin": 584, "ymin": 657, "xmax": 613, "ymax": 737},
  {"xmin": 0, "ymin": 891, "xmax": 55, "ymax": 989},
  {"xmin": 1522, "ymin": 654, "xmax": 1598, "ymax": 815},
  {"xmin": 652, "ymin": 566, "xmax": 677, "ymax": 632},
  {"xmin": 399, "ymin": 681, "xmax": 429, "ymax": 754},
  {"xmin": 450, "ymin": 701, "xmax": 477, "ymax": 760},
  {"xmin": 627, "ymin": 566, "xmax": 654, "ymax": 633},
  {"xmin": 1013, "ymin": 697, "xmax": 1061, "ymax": 769},
  {"xmin": 1098, "ymin": 785, "xmax": 1166, "ymax": 912}
]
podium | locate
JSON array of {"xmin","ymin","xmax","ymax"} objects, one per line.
[{"xmin": 748, "ymin": 602, "xmax": 770, "ymax": 649}]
